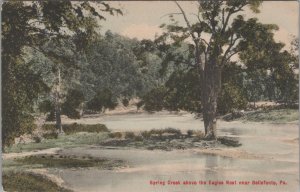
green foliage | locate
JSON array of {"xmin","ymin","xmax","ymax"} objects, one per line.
[
  {"xmin": 62, "ymin": 89, "xmax": 85, "ymax": 119},
  {"xmin": 140, "ymin": 68, "xmax": 200, "ymax": 113},
  {"xmin": 38, "ymin": 100, "xmax": 53, "ymax": 114},
  {"xmin": 164, "ymin": 69, "xmax": 201, "ymax": 112},
  {"xmin": 42, "ymin": 132, "xmax": 58, "ymax": 140},
  {"xmin": 108, "ymin": 132, "xmax": 123, "ymax": 139},
  {"xmin": 32, "ymin": 136, "xmax": 42, "ymax": 143},
  {"xmin": 141, "ymin": 128, "xmax": 181, "ymax": 139},
  {"xmin": 218, "ymin": 83, "xmax": 248, "ymax": 114},
  {"xmin": 86, "ymin": 89, "xmax": 118, "ymax": 112},
  {"xmin": 240, "ymin": 109, "xmax": 299, "ymax": 123},
  {"xmin": 42, "ymin": 123, "xmax": 109, "ymax": 135},
  {"xmin": 63, "ymin": 123, "xmax": 109, "ymax": 135},
  {"xmin": 149, "ymin": 0, "xmax": 297, "ymax": 118},
  {"xmin": 82, "ymin": 32, "xmax": 150, "ymax": 101},
  {"xmin": 125, "ymin": 132, "xmax": 135, "ymax": 140},
  {"xmin": 122, "ymin": 98, "xmax": 130, "ymax": 107},
  {"xmin": 2, "ymin": 1, "xmax": 121, "ymax": 148},
  {"xmin": 6, "ymin": 132, "xmax": 109, "ymax": 153},
  {"xmin": 142, "ymin": 86, "xmax": 168, "ymax": 112}
]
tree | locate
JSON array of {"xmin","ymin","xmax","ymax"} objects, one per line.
[
  {"xmin": 86, "ymin": 88, "xmax": 118, "ymax": 113},
  {"xmin": 239, "ymin": 25, "xmax": 298, "ymax": 105},
  {"xmin": 2, "ymin": 1, "xmax": 121, "ymax": 147},
  {"xmin": 157, "ymin": 0, "xmax": 268, "ymax": 139}
]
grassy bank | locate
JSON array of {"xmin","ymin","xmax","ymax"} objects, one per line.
[
  {"xmin": 5, "ymin": 132, "xmax": 109, "ymax": 153},
  {"xmin": 240, "ymin": 109, "xmax": 299, "ymax": 123},
  {"xmin": 5, "ymin": 123, "xmax": 109, "ymax": 153},
  {"xmin": 3, "ymin": 171, "xmax": 72, "ymax": 192}
]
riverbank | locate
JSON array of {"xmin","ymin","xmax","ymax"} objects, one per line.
[{"xmin": 3, "ymin": 111, "xmax": 299, "ymax": 192}]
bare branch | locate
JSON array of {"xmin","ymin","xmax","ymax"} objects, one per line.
[
  {"xmin": 221, "ymin": 34, "xmax": 240, "ymax": 66},
  {"xmin": 200, "ymin": 38, "xmax": 209, "ymax": 47},
  {"xmin": 174, "ymin": 1, "xmax": 198, "ymax": 43},
  {"xmin": 225, "ymin": 49, "xmax": 239, "ymax": 63}
]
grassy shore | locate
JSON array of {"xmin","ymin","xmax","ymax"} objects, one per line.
[
  {"xmin": 240, "ymin": 109, "xmax": 299, "ymax": 123},
  {"xmin": 3, "ymin": 171, "xmax": 72, "ymax": 192}
]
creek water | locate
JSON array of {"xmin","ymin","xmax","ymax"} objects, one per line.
[{"xmin": 59, "ymin": 112, "xmax": 299, "ymax": 192}]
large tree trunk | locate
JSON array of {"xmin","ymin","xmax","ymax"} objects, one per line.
[{"xmin": 201, "ymin": 61, "xmax": 221, "ymax": 140}]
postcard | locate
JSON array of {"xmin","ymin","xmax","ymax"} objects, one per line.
[{"xmin": 2, "ymin": 1, "xmax": 299, "ymax": 192}]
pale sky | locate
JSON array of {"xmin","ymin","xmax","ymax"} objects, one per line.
[{"xmin": 100, "ymin": 1, "xmax": 298, "ymax": 48}]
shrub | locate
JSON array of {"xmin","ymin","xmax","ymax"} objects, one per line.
[
  {"xmin": 86, "ymin": 88, "xmax": 118, "ymax": 112},
  {"xmin": 142, "ymin": 86, "xmax": 168, "ymax": 112},
  {"xmin": 42, "ymin": 123, "xmax": 109, "ymax": 135},
  {"xmin": 61, "ymin": 89, "xmax": 84, "ymax": 119},
  {"xmin": 194, "ymin": 130, "xmax": 205, "ymax": 139},
  {"xmin": 218, "ymin": 83, "xmax": 248, "ymax": 115},
  {"xmin": 122, "ymin": 98, "xmax": 129, "ymax": 107},
  {"xmin": 141, "ymin": 128, "xmax": 182, "ymax": 140},
  {"xmin": 134, "ymin": 135, "xmax": 143, "ymax": 142},
  {"xmin": 43, "ymin": 132, "xmax": 58, "ymax": 140},
  {"xmin": 32, "ymin": 136, "xmax": 42, "ymax": 143},
  {"xmin": 42, "ymin": 124, "xmax": 56, "ymax": 132},
  {"xmin": 141, "ymin": 131, "xmax": 151, "ymax": 139},
  {"xmin": 163, "ymin": 127, "xmax": 181, "ymax": 135},
  {"xmin": 108, "ymin": 132, "xmax": 122, "ymax": 139},
  {"xmin": 187, "ymin": 130, "xmax": 194, "ymax": 137},
  {"xmin": 62, "ymin": 123, "xmax": 109, "ymax": 135},
  {"xmin": 124, "ymin": 132, "xmax": 135, "ymax": 140}
]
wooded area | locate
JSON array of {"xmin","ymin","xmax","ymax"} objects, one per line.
[{"xmin": 2, "ymin": 1, "xmax": 298, "ymax": 148}]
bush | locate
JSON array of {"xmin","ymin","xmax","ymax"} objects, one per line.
[
  {"xmin": 163, "ymin": 127, "xmax": 181, "ymax": 135},
  {"xmin": 33, "ymin": 136, "xmax": 42, "ymax": 143},
  {"xmin": 42, "ymin": 123, "xmax": 109, "ymax": 135},
  {"xmin": 218, "ymin": 83, "xmax": 248, "ymax": 115},
  {"xmin": 108, "ymin": 132, "xmax": 122, "ymax": 139},
  {"xmin": 142, "ymin": 86, "xmax": 167, "ymax": 112},
  {"xmin": 61, "ymin": 89, "xmax": 84, "ymax": 119},
  {"xmin": 86, "ymin": 88, "xmax": 118, "ymax": 112},
  {"xmin": 43, "ymin": 132, "xmax": 58, "ymax": 140},
  {"xmin": 141, "ymin": 131, "xmax": 151, "ymax": 139},
  {"xmin": 42, "ymin": 124, "xmax": 57, "ymax": 132},
  {"xmin": 134, "ymin": 135, "xmax": 143, "ymax": 142},
  {"xmin": 194, "ymin": 130, "xmax": 205, "ymax": 139},
  {"xmin": 187, "ymin": 130, "xmax": 194, "ymax": 137},
  {"xmin": 62, "ymin": 123, "xmax": 109, "ymax": 135},
  {"xmin": 141, "ymin": 128, "xmax": 182, "ymax": 140},
  {"xmin": 122, "ymin": 98, "xmax": 129, "ymax": 107},
  {"xmin": 124, "ymin": 132, "xmax": 135, "ymax": 140}
]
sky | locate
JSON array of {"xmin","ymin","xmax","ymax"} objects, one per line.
[{"xmin": 100, "ymin": 1, "xmax": 298, "ymax": 48}]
